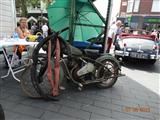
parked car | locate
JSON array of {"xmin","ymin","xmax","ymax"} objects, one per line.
[{"xmin": 114, "ymin": 34, "xmax": 159, "ymax": 64}]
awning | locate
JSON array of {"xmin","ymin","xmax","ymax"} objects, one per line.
[
  {"xmin": 27, "ymin": 16, "xmax": 37, "ymax": 23},
  {"xmin": 144, "ymin": 16, "xmax": 160, "ymax": 23}
]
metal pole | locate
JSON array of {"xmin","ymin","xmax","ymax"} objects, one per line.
[
  {"xmin": 69, "ymin": 0, "xmax": 76, "ymax": 44},
  {"xmin": 40, "ymin": 9, "xmax": 43, "ymax": 24},
  {"xmin": 12, "ymin": 0, "xmax": 17, "ymax": 28},
  {"xmin": 103, "ymin": 0, "xmax": 113, "ymax": 53}
]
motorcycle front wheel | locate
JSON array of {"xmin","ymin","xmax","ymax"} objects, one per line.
[
  {"xmin": 31, "ymin": 34, "xmax": 66, "ymax": 99},
  {"xmin": 96, "ymin": 59, "xmax": 119, "ymax": 89}
]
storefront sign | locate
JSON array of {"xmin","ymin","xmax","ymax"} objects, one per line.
[{"xmin": 144, "ymin": 18, "xmax": 160, "ymax": 23}]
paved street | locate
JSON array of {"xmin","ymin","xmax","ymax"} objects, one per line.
[{"xmin": 0, "ymin": 55, "xmax": 160, "ymax": 120}]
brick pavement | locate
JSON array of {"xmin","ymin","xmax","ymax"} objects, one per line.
[{"xmin": 0, "ymin": 58, "xmax": 159, "ymax": 120}]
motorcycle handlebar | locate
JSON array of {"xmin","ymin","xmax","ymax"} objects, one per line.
[{"xmin": 57, "ymin": 27, "xmax": 69, "ymax": 34}]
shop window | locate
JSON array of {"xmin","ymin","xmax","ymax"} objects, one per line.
[
  {"xmin": 127, "ymin": 0, "xmax": 134, "ymax": 13},
  {"xmin": 133, "ymin": 0, "xmax": 140, "ymax": 12},
  {"xmin": 127, "ymin": 0, "xmax": 140, "ymax": 13},
  {"xmin": 151, "ymin": 0, "xmax": 160, "ymax": 12}
]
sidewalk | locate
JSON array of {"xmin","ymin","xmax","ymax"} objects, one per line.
[{"xmin": 0, "ymin": 56, "xmax": 159, "ymax": 120}]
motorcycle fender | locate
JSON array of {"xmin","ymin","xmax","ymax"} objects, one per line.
[{"xmin": 95, "ymin": 53, "xmax": 121, "ymax": 70}]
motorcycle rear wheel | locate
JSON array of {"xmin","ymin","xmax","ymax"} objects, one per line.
[{"xmin": 96, "ymin": 59, "xmax": 119, "ymax": 89}]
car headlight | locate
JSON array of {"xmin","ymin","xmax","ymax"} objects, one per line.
[
  {"xmin": 150, "ymin": 54, "xmax": 156, "ymax": 59},
  {"xmin": 127, "ymin": 48, "xmax": 132, "ymax": 51}
]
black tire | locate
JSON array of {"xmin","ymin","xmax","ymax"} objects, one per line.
[
  {"xmin": 31, "ymin": 34, "xmax": 65, "ymax": 100},
  {"xmin": 96, "ymin": 59, "xmax": 119, "ymax": 89},
  {"xmin": 31, "ymin": 35, "xmax": 56, "ymax": 99},
  {"xmin": 20, "ymin": 65, "xmax": 41, "ymax": 98},
  {"xmin": 20, "ymin": 53, "xmax": 46, "ymax": 98}
]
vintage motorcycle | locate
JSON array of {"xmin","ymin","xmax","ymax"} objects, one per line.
[{"xmin": 28, "ymin": 28, "xmax": 124, "ymax": 100}]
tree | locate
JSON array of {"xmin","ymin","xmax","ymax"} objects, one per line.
[
  {"xmin": 15, "ymin": 0, "xmax": 54, "ymax": 17},
  {"xmin": 16, "ymin": 0, "xmax": 41, "ymax": 17}
]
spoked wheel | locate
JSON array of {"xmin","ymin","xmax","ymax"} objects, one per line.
[
  {"xmin": 22, "ymin": 53, "xmax": 50, "ymax": 98},
  {"xmin": 20, "ymin": 54, "xmax": 46, "ymax": 98},
  {"xmin": 31, "ymin": 34, "xmax": 65, "ymax": 99},
  {"xmin": 19, "ymin": 54, "xmax": 46, "ymax": 98},
  {"xmin": 96, "ymin": 59, "xmax": 119, "ymax": 89}
]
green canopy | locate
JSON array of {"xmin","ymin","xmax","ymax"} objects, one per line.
[{"xmin": 47, "ymin": 0, "xmax": 105, "ymax": 43}]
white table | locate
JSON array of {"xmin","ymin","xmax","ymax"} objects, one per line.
[{"xmin": 0, "ymin": 38, "xmax": 38, "ymax": 82}]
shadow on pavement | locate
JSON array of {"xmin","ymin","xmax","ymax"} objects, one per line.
[
  {"xmin": 0, "ymin": 63, "xmax": 159, "ymax": 120},
  {"xmin": 122, "ymin": 59, "xmax": 160, "ymax": 74}
]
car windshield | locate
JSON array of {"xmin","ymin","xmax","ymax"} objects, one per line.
[{"xmin": 122, "ymin": 38, "xmax": 155, "ymax": 50}]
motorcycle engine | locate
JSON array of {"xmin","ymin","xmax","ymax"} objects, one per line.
[{"xmin": 77, "ymin": 63, "xmax": 95, "ymax": 76}]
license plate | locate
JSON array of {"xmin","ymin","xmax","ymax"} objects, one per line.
[{"xmin": 130, "ymin": 52, "xmax": 148, "ymax": 59}]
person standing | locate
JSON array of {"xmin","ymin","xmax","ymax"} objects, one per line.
[
  {"xmin": 113, "ymin": 24, "xmax": 124, "ymax": 45},
  {"xmin": 151, "ymin": 29, "xmax": 158, "ymax": 40},
  {"xmin": 41, "ymin": 23, "xmax": 49, "ymax": 38},
  {"xmin": 31, "ymin": 22, "xmax": 37, "ymax": 35},
  {"xmin": 106, "ymin": 20, "xmax": 122, "ymax": 53}
]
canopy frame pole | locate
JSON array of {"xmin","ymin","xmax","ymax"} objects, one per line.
[
  {"xmin": 103, "ymin": 0, "xmax": 113, "ymax": 52},
  {"xmin": 75, "ymin": 23, "xmax": 104, "ymax": 28},
  {"xmin": 69, "ymin": 0, "xmax": 76, "ymax": 44}
]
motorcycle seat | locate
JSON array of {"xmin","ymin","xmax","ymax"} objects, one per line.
[
  {"xmin": 84, "ymin": 49, "xmax": 100, "ymax": 59},
  {"xmin": 68, "ymin": 44, "xmax": 83, "ymax": 56}
]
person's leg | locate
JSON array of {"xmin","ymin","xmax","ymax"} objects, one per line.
[
  {"xmin": 113, "ymin": 34, "xmax": 118, "ymax": 45},
  {"xmin": 44, "ymin": 31, "xmax": 48, "ymax": 38},
  {"xmin": 16, "ymin": 49, "xmax": 22, "ymax": 60},
  {"xmin": 106, "ymin": 37, "xmax": 112, "ymax": 53}
]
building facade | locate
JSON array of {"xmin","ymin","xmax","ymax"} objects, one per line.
[
  {"xmin": 119, "ymin": 0, "xmax": 160, "ymax": 30},
  {"xmin": 0, "ymin": 0, "xmax": 16, "ymax": 38}
]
